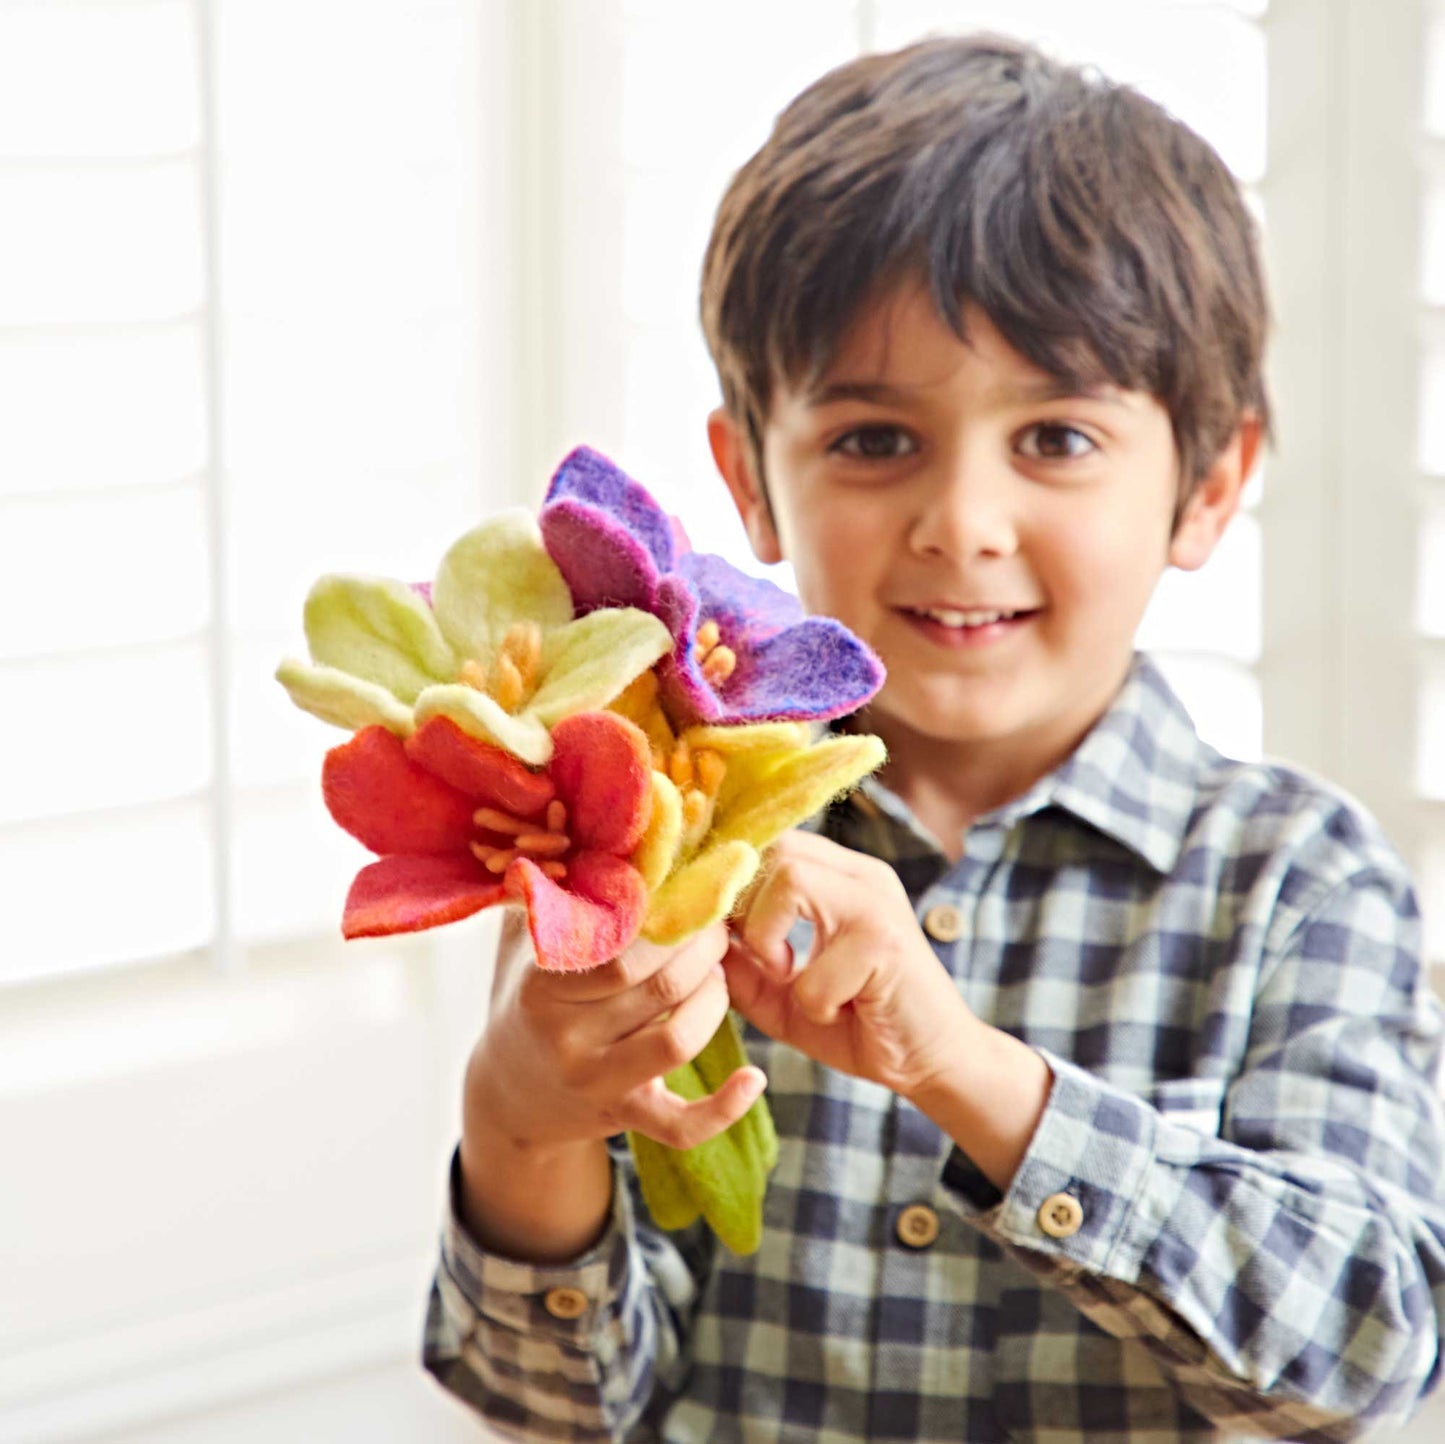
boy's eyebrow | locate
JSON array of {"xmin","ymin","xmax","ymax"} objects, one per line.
[
  {"xmin": 805, "ymin": 379, "xmax": 913, "ymax": 406},
  {"xmin": 806, "ymin": 376, "xmax": 1131, "ymax": 408}
]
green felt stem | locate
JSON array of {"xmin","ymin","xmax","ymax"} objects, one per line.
[{"xmin": 627, "ymin": 1013, "xmax": 777, "ymax": 1256}]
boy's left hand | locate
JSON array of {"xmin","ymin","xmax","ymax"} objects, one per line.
[{"xmin": 721, "ymin": 829, "xmax": 977, "ymax": 1105}]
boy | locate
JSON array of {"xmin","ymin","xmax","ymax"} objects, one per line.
[{"xmin": 423, "ymin": 35, "xmax": 1445, "ymax": 1442}]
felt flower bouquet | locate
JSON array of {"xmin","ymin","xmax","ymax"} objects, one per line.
[{"xmin": 277, "ymin": 447, "xmax": 886, "ymax": 1252}]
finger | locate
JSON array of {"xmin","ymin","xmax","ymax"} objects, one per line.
[
  {"xmin": 720, "ymin": 943, "xmax": 854, "ymax": 1061},
  {"xmin": 607, "ymin": 965, "xmax": 733, "ymax": 1093},
  {"xmin": 619, "ymin": 1066, "xmax": 767, "ymax": 1152},
  {"xmin": 732, "ymin": 836, "xmax": 857, "ymax": 978},
  {"xmin": 733, "ymin": 859, "xmax": 806, "ymax": 979},
  {"xmin": 603, "ymin": 930, "xmax": 730, "ymax": 1044},
  {"xmin": 789, "ymin": 931, "xmax": 878, "ymax": 1025},
  {"xmin": 529, "ymin": 924, "xmax": 725, "ymax": 1004}
]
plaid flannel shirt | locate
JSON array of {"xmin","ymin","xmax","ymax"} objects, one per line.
[{"xmin": 424, "ymin": 654, "xmax": 1445, "ymax": 1442}]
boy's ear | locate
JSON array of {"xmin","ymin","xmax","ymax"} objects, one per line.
[
  {"xmin": 1167, "ymin": 414, "xmax": 1263, "ymax": 572},
  {"xmin": 707, "ymin": 407, "xmax": 784, "ymax": 565}
]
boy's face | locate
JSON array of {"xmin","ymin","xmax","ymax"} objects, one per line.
[{"xmin": 711, "ymin": 282, "xmax": 1254, "ymax": 787}]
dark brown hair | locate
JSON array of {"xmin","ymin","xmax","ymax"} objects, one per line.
[{"xmin": 700, "ymin": 34, "xmax": 1271, "ymax": 508}]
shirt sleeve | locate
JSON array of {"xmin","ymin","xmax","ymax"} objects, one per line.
[
  {"xmin": 422, "ymin": 1141, "xmax": 714, "ymax": 1442},
  {"xmin": 942, "ymin": 865, "xmax": 1445, "ymax": 1441}
]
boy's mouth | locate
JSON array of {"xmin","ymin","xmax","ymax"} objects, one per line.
[{"xmin": 899, "ymin": 604, "xmax": 1040, "ymax": 646}]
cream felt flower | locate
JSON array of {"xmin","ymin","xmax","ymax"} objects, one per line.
[{"xmin": 276, "ymin": 510, "xmax": 672, "ymax": 765}]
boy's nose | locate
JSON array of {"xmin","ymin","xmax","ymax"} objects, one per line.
[{"xmin": 906, "ymin": 456, "xmax": 1018, "ymax": 560}]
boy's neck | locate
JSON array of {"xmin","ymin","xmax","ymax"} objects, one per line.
[{"xmin": 864, "ymin": 709, "xmax": 1107, "ymax": 864}]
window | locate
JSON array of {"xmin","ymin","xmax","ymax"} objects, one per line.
[{"xmin": 0, "ymin": 0, "xmax": 495, "ymax": 985}]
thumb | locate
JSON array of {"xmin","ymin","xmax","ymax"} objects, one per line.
[{"xmin": 621, "ymin": 1067, "xmax": 766, "ymax": 1152}]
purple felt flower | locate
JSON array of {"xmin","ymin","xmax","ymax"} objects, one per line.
[{"xmin": 539, "ymin": 446, "xmax": 884, "ymax": 727}]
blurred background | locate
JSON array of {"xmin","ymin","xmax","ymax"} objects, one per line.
[{"xmin": 1, "ymin": 0, "xmax": 1442, "ymax": 1439}]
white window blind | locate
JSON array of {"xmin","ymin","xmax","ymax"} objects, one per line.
[
  {"xmin": 613, "ymin": 0, "xmax": 1268, "ymax": 763},
  {"xmin": 1420, "ymin": 0, "xmax": 1445, "ymax": 965},
  {"xmin": 0, "ymin": 0, "xmax": 489, "ymax": 986}
]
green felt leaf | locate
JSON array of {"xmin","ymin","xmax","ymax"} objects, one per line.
[
  {"xmin": 661, "ymin": 1046, "xmax": 773, "ymax": 1255},
  {"xmin": 687, "ymin": 1016, "xmax": 778, "ymax": 1180},
  {"xmin": 413, "ymin": 683, "xmax": 554, "ymax": 766},
  {"xmin": 628, "ymin": 1016, "xmax": 779, "ymax": 1253},
  {"xmin": 432, "ymin": 511, "xmax": 573, "ymax": 666},
  {"xmin": 529, "ymin": 609, "xmax": 673, "ymax": 727},
  {"xmin": 275, "ymin": 658, "xmax": 416, "ymax": 735},
  {"xmin": 642, "ymin": 839, "xmax": 759, "ymax": 944},
  {"xmin": 303, "ymin": 576, "xmax": 456, "ymax": 703},
  {"xmin": 714, "ymin": 735, "xmax": 886, "ymax": 851},
  {"xmin": 628, "ymin": 1130, "xmax": 701, "ymax": 1231}
]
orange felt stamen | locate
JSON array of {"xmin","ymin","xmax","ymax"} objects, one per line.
[
  {"xmin": 701, "ymin": 645, "xmax": 737, "ymax": 686},
  {"xmin": 473, "ymin": 805, "xmax": 532, "ymax": 835},
  {"xmin": 668, "ymin": 738, "xmax": 694, "ymax": 789},
  {"xmin": 515, "ymin": 832, "xmax": 570, "ymax": 856},
  {"xmin": 500, "ymin": 622, "xmax": 542, "ymax": 696},
  {"xmin": 546, "ymin": 799, "xmax": 567, "ymax": 833},
  {"xmin": 539, "ymin": 860, "xmax": 568, "ymax": 880},
  {"xmin": 488, "ymin": 652, "xmax": 526, "ymax": 712},
  {"xmin": 458, "ymin": 659, "xmax": 489, "ymax": 691},
  {"xmin": 469, "ymin": 841, "xmax": 516, "ymax": 874},
  {"xmin": 694, "ymin": 748, "xmax": 725, "ymax": 797},
  {"xmin": 693, "ymin": 619, "xmax": 721, "ymax": 659}
]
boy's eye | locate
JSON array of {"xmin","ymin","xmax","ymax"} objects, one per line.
[
  {"xmin": 830, "ymin": 425, "xmax": 917, "ymax": 460},
  {"xmin": 1018, "ymin": 423, "xmax": 1095, "ymax": 460}
]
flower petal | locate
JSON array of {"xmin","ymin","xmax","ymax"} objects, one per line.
[
  {"xmin": 508, "ymin": 851, "xmax": 647, "ymax": 971},
  {"xmin": 543, "ymin": 445, "xmax": 677, "ymax": 571},
  {"xmin": 549, "ymin": 712, "xmax": 654, "ymax": 856},
  {"xmin": 276, "ymin": 657, "xmax": 417, "ymax": 735},
  {"xmin": 432, "ymin": 510, "xmax": 573, "ymax": 666},
  {"xmin": 405, "ymin": 715, "xmax": 556, "ymax": 815},
  {"xmin": 529, "ymin": 609, "xmax": 673, "ymax": 727},
  {"xmin": 413, "ymin": 684, "xmax": 555, "ymax": 766},
  {"xmin": 677, "ymin": 551, "xmax": 802, "ymax": 636},
  {"xmin": 684, "ymin": 721, "xmax": 813, "ymax": 814},
  {"xmin": 631, "ymin": 770, "xmax": 683, "ymax": 892},
  {"xmin": 303, "ymin": 575, "xmax": 456, "ymax": 702},
  {"xmin": 653, "ymin": 575, "xmax": 713, "ymax": 724},
  {"xmin": 720, "ymin": 618, "xmax": 885, "ymax": 722},
  {"xmin": 540, "ymin": 499, "xmax": 663, "ymax": 614},
  {"xmin": 322, "ymin": 726, "xmax": 478, "ymax": 855},
  {"xmin": 712, "ymin": 735, "xmax": 887, "ymax": 852},
  {"xmin": 683, "ymin": 721, "xmax": 812, "ymax": 757},
  {"xmin": 642, "ymin": 839, "xmax": 759, "ymax": 944},
  {"xmin": 341, "ymin": 853, "xmax": 505, "ymax": 937},
  {"xmin": 663, "ymin": 557, "xmax": 885, "ymax": 725}
]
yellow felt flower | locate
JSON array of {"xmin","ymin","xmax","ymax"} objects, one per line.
[{"xmin": 614, "ymin": 670, "xmax": 886, "ymax": 942}]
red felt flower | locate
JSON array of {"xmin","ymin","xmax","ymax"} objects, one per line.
[{"xmin": 321, "ymin": 710, "xmax": 653, "ymax": 971}]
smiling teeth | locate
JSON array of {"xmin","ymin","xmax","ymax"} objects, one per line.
[{"xmin": 920, "ymin": 607, "xmax": 1016, "ymax": 627}]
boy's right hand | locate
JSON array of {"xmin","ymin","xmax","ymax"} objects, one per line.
[{"xmin": 466, "ymin": 918, "xmax": 767, "ymax": 1157}]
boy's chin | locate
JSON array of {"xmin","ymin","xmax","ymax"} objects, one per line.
[{"xmin": 864, "ymin": 686, "xmax": 1021, "ymax": 752}]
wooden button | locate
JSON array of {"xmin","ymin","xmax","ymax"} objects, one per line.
[
  {"xmin": 1037, "ymin": 1192, "xmax": 1084, "ymax": 1239},
  {"xmin": 896, "ymin": 1203, "xmax": 940, "ymax": 1249},
  {"xmin": 542, "ymin": 1286, "xmax": 589, "ymax": 1320},
  {"xmin": 923, "ymin": 904, "xmax": 964, "ymax": 942}
]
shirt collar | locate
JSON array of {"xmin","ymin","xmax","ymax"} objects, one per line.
[{"xmin": 986, "ymin": 653, "xmax": 1205, "ymax": 873}]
